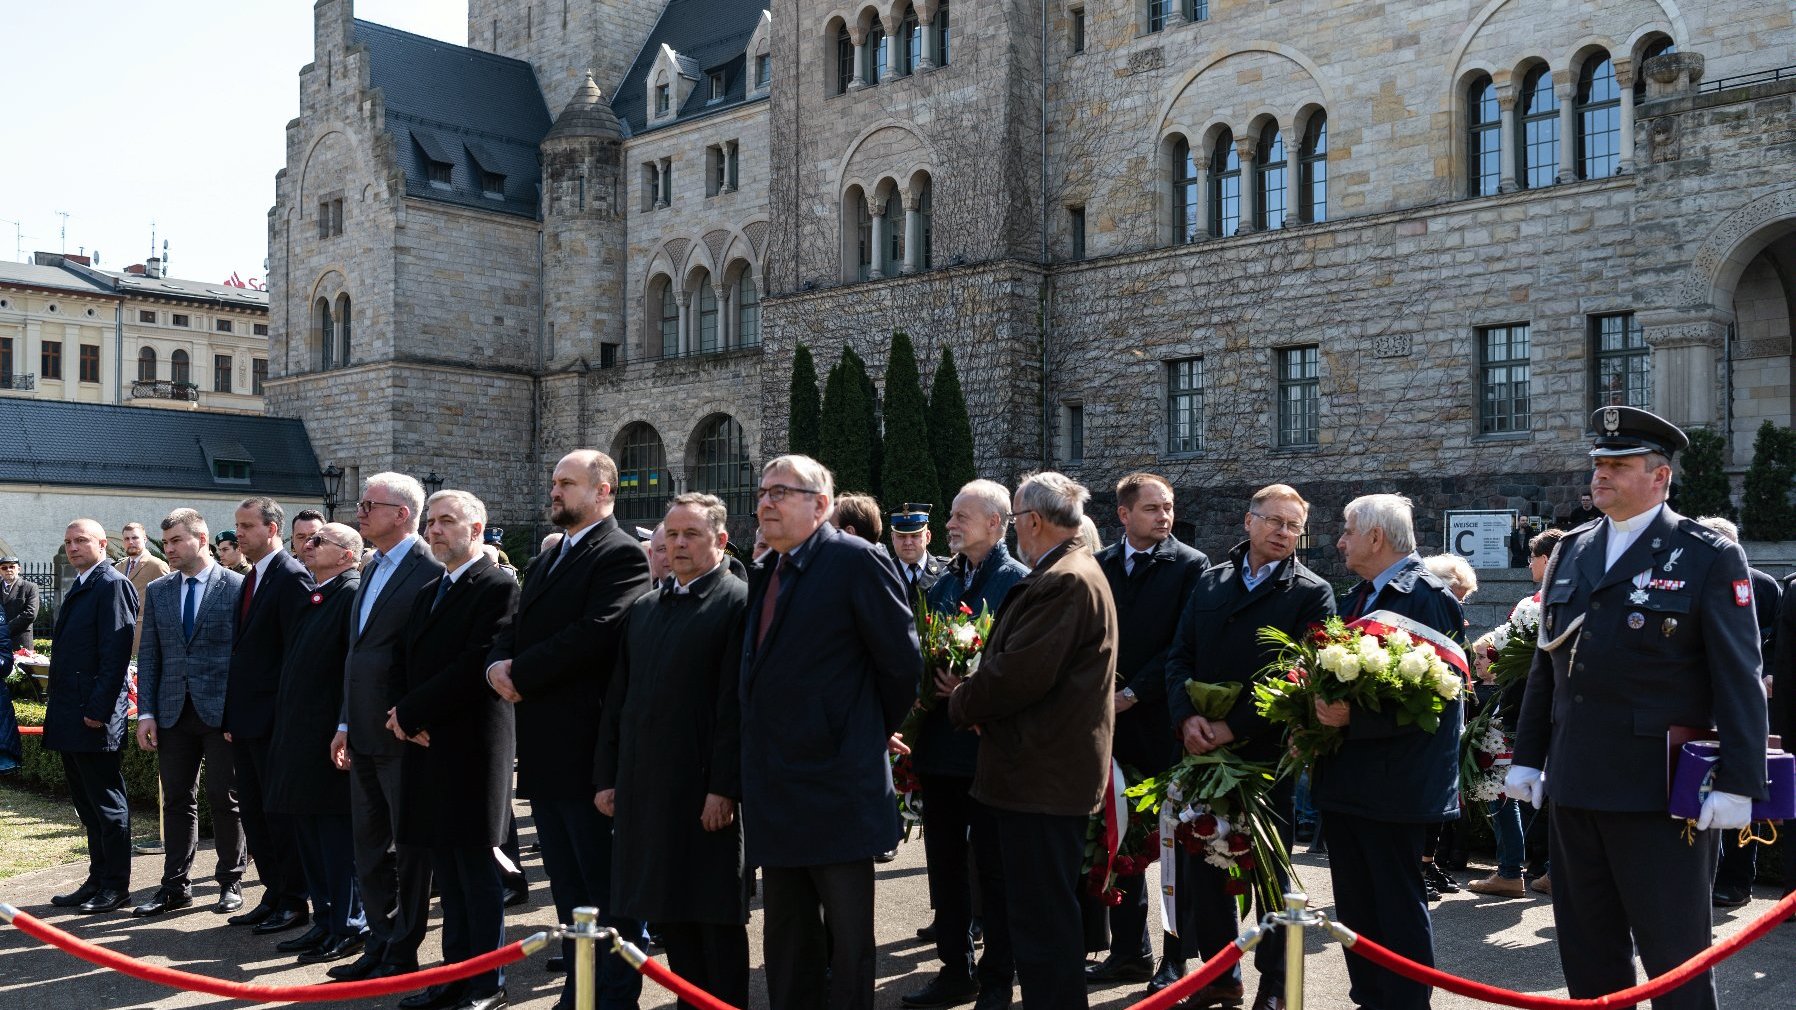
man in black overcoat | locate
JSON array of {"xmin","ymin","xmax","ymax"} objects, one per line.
[
  {"xmin": 392, "ymin": 491, "xmax": 519, "ymax": 1010},
  {"xmin": 1088, "ymin": 473, "xmax": 1206, "ymax": 992},
  {"xmin": 741, "ymin": 454, "xmax": 921, "ymax": 1010},
  {"xmin": 266, "ymin": 522, "xmax": 365, "ymax": 964},
  {"xmin": 226, "ymin": 496, "xmax": 315, "ymax": 936},
  {"xmin": 1316, "ymin": 493, "xmax": 1465, "ymax": 1010},
  {"xmin": 596, "ymin": 493, "xmax": 749, "ymax": 1010},
  {"xmin": 45, "ymin": 519, "xmax": 137, "ymax": 913},
  {"xmin": 1165, "ymin": 484, "xmax": 1335, "ymax": 1010},
  {"xmin": 487, "ymin": 450, "xmax": 650, "ymax": 1010}
]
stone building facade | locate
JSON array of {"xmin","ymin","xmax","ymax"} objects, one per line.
[{"xmin": 267, "ymin": 0, "xmax": 1796, "ymax": 565}]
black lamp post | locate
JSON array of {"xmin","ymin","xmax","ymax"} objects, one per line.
[
  {"xmin": 321, "ymin": 464, "xmax": 344, "ymax": 522},
  {"xmin": 422, "ymin": 471, "xmax": 445, "ymax": 496}
]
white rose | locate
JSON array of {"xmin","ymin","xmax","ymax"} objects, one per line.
[
  {"xmin": 1386, "ymin": 629, "xmax": 1413, "ymax": 649},
  {"xmin": 1428, "ymin": 653, "xmax": 1449, "ymax": 678},
  {"xmin": 1317, "ymin": 644, "xmax": 1350, "ymax": 674},
  {"xmin": 1397, "ymin": 650, "xmax": 1432, "ymax": 683},
  {"xmin": 1436, "ymin": 670, "xmax": 1463, "ymax": 699},
  {"xmin": 1357, "ymin": 643, "xmax": 1390, "ymax": 671},
  {"xmin": 1357, "ymin": 635, "xmax": 1381, "ymax": 654},
  {"xmin": 1335, "ymin": 654, "xmax": 1362, "ymax": 681},
  {"xmin": 952, "ymin": 624, "xmax": 978, "ymax": 648}
]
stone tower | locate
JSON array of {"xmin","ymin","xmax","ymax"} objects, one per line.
[
  {"xmin": 465, "ymin": 0, "xmax": 666, "ymax": 113},
  {"xmin": 540, "ymin": 75, "xmax": 628, "ymax": 369}
]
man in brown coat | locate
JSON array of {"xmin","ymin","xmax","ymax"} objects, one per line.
[
  {"xmin": 121, "ymin": 522, "xmax": 170, "ymax": 656},
  {"xmin": 946, "ymin": 471, "xmax": 1117, "ymax": 1010}
]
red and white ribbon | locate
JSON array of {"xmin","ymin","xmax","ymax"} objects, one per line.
[{"xmin": 1350, "ymin": 609, "xmax": 1469, "ymax": 677}]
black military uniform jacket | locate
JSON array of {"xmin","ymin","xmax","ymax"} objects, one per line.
[
  {"xmin": 1513, "ymin": 506, "xmax": 1769, "ymax": 811},
  {"xmin": 899, "ymin": 554, "xmax": 948, "ymax": 600}
]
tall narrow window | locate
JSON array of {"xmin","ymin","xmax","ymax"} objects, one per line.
[
  {"xmin": 655, "ymin": 83, "xmax": 670, "ymax": 116},
  {"xmin": 1519, "ymin": 66, "xmax": 1559, "ymax": 189},
  {"xmin": 1592, "ymin": 313, "xmax": 1650, "ymax": 409},
  {"xmin": 0, "ymin": 338, "xmax": 12, "ymax": 381},
  {"xmin": 857, "ymin": 200, "xmax": 874, "ymax": 280},
  {"xmin": 613, "ymin": 422, "xmax": 669, "ymax": 528},
  {"xmin": 935, "ymin": 2, "xmax": 950, "ymax": 66},
  {"xmin": 252, "ymin": 358, "xmax": 267, "ymax": 395},
  {"xmin": 885, "ymin": 192, "xmax": 905, "ymax": 273},
  {"xmin": 318, "ymin": 298, "xmax": 334, "ymax": 369},
  {"xmin": 1066, "ymin": 404, "xmax": 1085, "ymax": 463},
  {"xmin": 836, "ymin": 28, "xmax": 854, "ymax": 94},
  {"xmin": 1167, "ymin": 357, "xmax": 1204, "ymax": 454},
  {"xmin": 79, "ymin": 344, "xmax": 101, "ymax": 383},
  {"xmin": 336, "ymin": 294, "xmax": 352, "ymax": 364},
  {"xmin": 137, "ymin": 346, "xmax": 157, "ymax": 382},
  {"xmin": 1299, "ymin": 113, "xmax": 1328, "ymax": 222},
  {"xmin": 1467, "ymin": 76, "xmax": 1501, "ymax": 197},
  {"xmin": 170, "ymin": 348, "xmax": 190, "ymax": 386},
  {"xmin": 1277, "ymin": 346, "xmax": 1320, "ymax": 447},
  {"xmin": 1479, "ymin": 323, "xmax": 1532, "ymax": 434},
  {"xmin": 901, "ymin": 6, "xmax": 920, "ymax": 73},
  {"xmin": 40, "ymin": 341, "xmax": 61, "ymax": 381},
  {"xmin": 1577, "ymin": 55, "xmax": 1621, "ymax": 179},
  {"xmin": 1209, "ymin": 131, "xmax": 1241, "ymax": 238},
  {"xmin": 867, "ymin": 25, "xmax": 887, "ymax": 85},
  {"xmin": 1069, "ymin": 206, "xmax": 1086, "ymax": 260},
  {"xmin": 919, "ymin": 186, "xmax": 934, "ymax": 268},
  {"xmin": 692, "ymin": 415, "xmax": 755, "ymax": 519},
  {"xmin": 1255, "ymin": 129, "xmax": 1287, "ymax": 230},
  {"xmin": 756, "ymin": 53, "xmax": 771, "ymax": 89},
  {"xmin": 659, "ymin": 281, "xmax": 680, "ymax": 356},
  {"xmin": 737, "ymin": 274, "xmax": 761, "ymax": 347},
  {"xmin": 698, "ymin": 281, "xmax": 719, "ymax": 352},
  {"xmin": 214, "ymin": 354, "xmax": 233, "ymax": 393},
  {"xmin": 1185, "ymin": 0, "xmax": 1209, "ymax": 21},
  {"xmin": 1070, "ymin": 7, "xmax": 1085, "ymax": 53},
  {"xmin": 1172, "ymin": 138, "xmax": 1199, "ymax": 243},
  {"xmin": 1147, "ymin": 0, "xmax": 1169, "ymax": 33}
]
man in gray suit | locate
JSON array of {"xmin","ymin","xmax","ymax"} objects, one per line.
[
  {"xmin": 131, "ymin": 508, "xmax": 247, "ymax": 917},
  {"xmin": 327, "ymin": 472, "xmax": 443, "ymax": 982}
]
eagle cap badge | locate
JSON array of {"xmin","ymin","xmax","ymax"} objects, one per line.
[{"xmin": 1602, "ymin": 407, "xmax": 1621, "ymax": 432}]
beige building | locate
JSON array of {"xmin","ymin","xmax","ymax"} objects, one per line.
[
  {"xmin": 269, "ymin": 0, "xmax": 1796, "ymax": 561},
  {"xmin": 0, "ymin": 253, "xmax": 269, "ymax": 415}
]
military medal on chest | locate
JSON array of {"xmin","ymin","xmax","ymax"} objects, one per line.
[{"xmin": 1629, "ymin": 569, "xmax": 1651, "ymax": 606}]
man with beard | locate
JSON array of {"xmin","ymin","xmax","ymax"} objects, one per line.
[
  {"xmin": 391, "ymin": 491, "xmax": 519, "ymax": 1010},
  {"xmin": 596, "ymin": 493, "xmax": 749, "ymax": 1009},
  {"xmin": 120, "ymin": 521, "xmax": 169, "ymax": 657},
  {"xmin": 1165, "ymin": 485, "xmax": 1334, "ymax": 1010},
  {"xmin": 487, "ymin": 449, "xmax": 650, "ymax": 1010}
]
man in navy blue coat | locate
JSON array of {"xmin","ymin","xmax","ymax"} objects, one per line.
[
  {"xmin": 741, "ymin": 454, "xmax": 921, "ymax": 1010},
  {"xmin": 45, "ymin": 519, "xmax": 138, "ymax": 913},
  {"xmin": 1316, "ymin": 493, "xmax": 1464, "ymax": 1010}
]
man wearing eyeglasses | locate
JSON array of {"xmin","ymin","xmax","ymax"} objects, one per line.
[
  {"xmin": 1087, "ymin": 473, "xmax": 1207, "ymax": 994},
  {"xmin": 1164, "ymin": 485, "xmax": 1336, "ymax": 1010},
  {"xmin": 330, "ymin": 473, "xmax": 443, "ymax": 983},
  {"xmin": 131, "ymin": 508, "xmax": 248, "ymax": 919},
  {"xmin": 741, "ymin": 454, "xmax": 921, "ymax": 1010}
]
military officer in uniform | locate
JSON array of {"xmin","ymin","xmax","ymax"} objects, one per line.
[
  {"xmin": 890, "ymin": 504, "xmax": 947, "ymax": 601},
  {"xmin": 1509, "ymin": 406, "xmax": 1767, "ymax": 1010}
]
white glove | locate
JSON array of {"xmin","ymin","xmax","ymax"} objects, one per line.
[
  {"xmin": 1696, "ymin": 790, "xmax": 1753, "ymax": 831},
  {"xmin": 1503, "ymin": 765, "xmax": 1545, "ymax": 807}
]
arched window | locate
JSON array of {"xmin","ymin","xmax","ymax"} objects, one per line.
[
  {"xmin": 1208, "ymin": 131, "xmax": 1241, "ymax": 238},
  {"xmin": 856, "ymin": 198, "xmax": 874, "ymax": 280},
  {"xmin": 1577, "ymin": 55, "xmax": 1621, "ymax": 179},
  {"xmin": 691, "ymin": 414, "xmax": 754, "ymax": 520},
  {"xmin": 1299, "ymin": 113, "xmax": 1328, "ymax": 222},
  {"xmin": 1466, "ymin": 76, "xmax": 1500, "ymax": 197},
  {"xmin": 884, "ymin": 191, "xmax": 905, "ymax": 274},
  {"xmin": 137, "ymin": 346, "xmax": 156, "ymax": 382},
  {"xmin": 867, "ymin": 24, "xmax": 887, "ymax": 85},
  {"xmin": 1172, "ymin": 137, "xmax": 1199, "ymax": 244},
  {"xmin": 335, "ymin": 293, "xmax": 352, "ymax": 365},
  {"xmin": 737, "ymin": 272, "xmax": 761, "ymax": 347},
  {"xmin": 836, "ymin": 27, "xmax": 854, "ymax": 94},
  {"xmin": 316, "ymin": 298, "xmax": 335, "ymax": 370},
  {"xmin": 1518, "ymin": 65, "xmax": 1559, "ymax": 189},
  {"xmin": 935, "ymin": 2, "xmax": 951, "ymax": 66},
  {"xmin": 918, "ymin": 185, "xmax": 933, "ymax": 268},
  {"xmin": 657, "ymin": 279, "xmax": 679, "ymax": 356},
  {"xmin": 613, "ymin": 422, "xmax": 669, "ymax": 529},
  {"xmin": 1254, "ymin": 128, "xmax": 1287, "ymax": 231},
  {"xmin": 697, "ymin": 275, "xmax": 719, "ymax": 352},
  {"xmin": 1635, "ymin": 38, "xmax": 1675, "ymax": 100},
  {"xmin": 171, "ymin": 349, "xmax": 191, "ymax": 386},
  {"xmin": 902, "ymin": 6, "xmax": 921, "ymax": 74}
]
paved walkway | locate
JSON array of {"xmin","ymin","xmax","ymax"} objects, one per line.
[{"xmin": 0, "ymin": 816, "xmax": 1790, "ymax": 1009}]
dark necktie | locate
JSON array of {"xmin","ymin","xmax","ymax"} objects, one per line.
[
  {"xmin": 1344, "ymin": 581, "xmax": 1373, "ymax": 621},
  {"xmin": 182, "ymin": 576, "xmax": 200, "ymax": 639},
  {"xmin": 546, "ymin": 540, "xmax": 571, "ymax": 577},
  {"xmin": 431, "ymin": 576, "xmax": 452, "ymax": 612},
  {"xmin": 907, "ymin": 564, "xmax": 920, "ymax": 588},
  {"xmin": 757, "ymin": 554, "xmax": 789, "ymax": 649},
  {"xmin": 238, "ymin": 564, "xmax": 257, "ymax": 623}
]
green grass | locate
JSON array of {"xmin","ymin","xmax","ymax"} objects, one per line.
[{"xmin": 0, "ymin": 782, "xmax": 158, "ymax": 881}]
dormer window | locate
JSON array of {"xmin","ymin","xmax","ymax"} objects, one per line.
[
  {"xmin": 756, "ymin": 53, "xmax": 771, "ymax": 89},
  {"xmin": 481, "ymin": 171, "xmax": 505, "ymax": 199},
  {"xmin": 655, "ymin": 83, "xmax": 670, "ymax": 116},
  {"xmin": 710, "ymin": 70, "xmax": 727, "ymax": 101},
  {"xmin": 414, "ymin": 130, "xmax": 455, "ymax": 190}
]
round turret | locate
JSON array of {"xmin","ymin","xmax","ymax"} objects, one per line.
[{"xmin": 545, "ymin": 74, "xmax": 622, "ymax": 142}]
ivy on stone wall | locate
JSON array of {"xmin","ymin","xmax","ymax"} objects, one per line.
[
  {"xmin": 1742, "ymin": 421, "xmax": 1796, "ymax": 541},
  {"xmin": 788, "ymin": 343, "xmax": 822, "ymax": 460},
  {"xmin": 880, "ymin": 332, "xmax": 942, "ymax": 542},
  {"xmin": 1675, "ymin": 427, "xmax": 1734, "ymax": 522}
]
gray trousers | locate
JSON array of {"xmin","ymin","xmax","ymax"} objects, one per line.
[
  {"xmin": 348, "ymin": 748, "xmax": 432, "ymax": 966},
  {"xmin": 156, "ymin": 700, "xmax": 245, "ymax": 893}
]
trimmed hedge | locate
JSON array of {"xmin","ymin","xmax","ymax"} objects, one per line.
[{"xmin": 11, "ymin": 699, "xmax": 213, "ymax": 835}]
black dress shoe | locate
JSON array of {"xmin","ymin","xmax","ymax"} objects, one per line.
[
  {"xmin": 276, "ymin": 922, "xmax": 331, "ymax": 952},
  {"xmin": 543, "ymin": 956, "xmax": 566, "ymax": 973},
  {"xmin": 76, "ymin": 889, "xmax": 129, "ymax": 914},
  {"xmin": 131, "ymin": 889, "xmax": 193, "ymax": 917},
  {"xmin": 228, "ymin": 901, "xmax": 277, "ymax": 926},
  {"xmin": 327, "ymin": 946, "xmax": 385, "ymax": 981},
  {"xmin": 916, "ymin": 923, "xmax": 937, "ymax": 942},
  {"xmin": 972, "ymin": 988, "xmax": 1013, "ymax": 1010},
  {"xmin": 1085, "ymin": 954, "xmax": 1155, "ymax": 984},
  {"xmin": 214, "ymin": 882, "xmax": 244, "ymax": 914},
  {"xmin": 1146, "ymin": 958, "xmax": 1187, "ymax": 994},
  {"xmin": 502, "ymin": 885, "xmax": 527, "ymax": 908},
  {"xmin": 367, "ymin": 961, "xmax": 421, "ymax": 980},
  {"xmin": 1713, "ymin": 885, "xmax": 1752, "ymax": 908},
  {"xmin": 901, "ymin": 972, "xmax": 980, "ymax": 1008},
  {"xmin": 299, "ymin": 933, "xmax": 366, "ymax": 965},
  {"xmin": 876, "ymin": 848, "xmax": 899, "ymax": 863},
  {"xmin": 456, "ymin": 990, "xmax": 507, "ymax": 1010},
  {"xmin": 252, "ymin": 908, "xmax": 309, "ymax": 935},
  {"xmin": 1422, "ymin": 862, "xmax": 1460, "ymax": 894},
  {"xmin": 51, "ymin": 882, "xmax": 100, "ymax": 908},
  {"xmin": 398, "ymin": 983, "xmax": 467, "ymax": 1010}
]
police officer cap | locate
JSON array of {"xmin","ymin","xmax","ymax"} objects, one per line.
[
  {"xmin": 0, "ymin": 556, "xmax": 17, "ymax": 565},
  {"xmin": 215, "ymin": 530, "xmax": 238, "ymax": 544},
  {"xmin": 1589, "ymin": 405, "xmax": 1690, "ymax": 459},
  {"xmin": 483, "ymin": 527, "xmax": 504, "ymax": 545},
  {"xmin": 889, "ymin": 503, "xmax": 932, "ymax": 534}
]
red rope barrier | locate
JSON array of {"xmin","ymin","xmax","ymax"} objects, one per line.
[
  {"xmin": 638, "ymin": 956, "xmax": 744, "ymax": 1010},
  {"xmin": 1122, "ymin": 936, "xmax": 1248, "ymax": 1010},
  {"xmin": 1, "ymin": 904, "xmax": 547, "ymax": 1003},
  {"xmin": 1334, "ymin": 888, "xmax": 1796, "ymax": 1009},
  {"xmin": 18, "ymin": 726, "xmax": 41, "ymax": 736}
]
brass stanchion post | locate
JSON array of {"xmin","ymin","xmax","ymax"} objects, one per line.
[
  {"xmin": 1281, "ymin": 891, "xmax": 1320, "ymax": 1010},
  {"xmin": 571, "ymin": 906, "xmax": 601, "ymax": 1010}
]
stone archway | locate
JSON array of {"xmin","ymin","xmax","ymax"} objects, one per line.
[{"xmin": 1723, "ymin": 226, "xmax": 1796, "ymax": 464}]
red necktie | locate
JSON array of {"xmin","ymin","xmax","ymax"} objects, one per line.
[
  {"xmin": 239, "ymin": 565, "xmax": 257, "ymax": 622},
  {"xmin": 756, "ymin": 555, "xmax": 787, "ymax": 649}
]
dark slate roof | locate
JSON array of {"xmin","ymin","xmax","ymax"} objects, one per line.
[
  {"xmin": 353, "ymin": 20, "xmax": 552, "ymax": 219},
  {"xmin": 0, "ymin": 399, "xmax": 323, "ymax": 497},
  {"xmin": 613, "ymin": 0, "xmax": 770, "ymax": 137}
]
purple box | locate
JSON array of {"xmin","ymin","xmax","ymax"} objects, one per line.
[{"xmin": 1668, "ymin": 741, "xmax": 1796, "ymax": 821}]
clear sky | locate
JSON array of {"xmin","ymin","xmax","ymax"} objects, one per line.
[{"xmin": 0, "ymin": 0, "xmax": 468, "ymax": 287}]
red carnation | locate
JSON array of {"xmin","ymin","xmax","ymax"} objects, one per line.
[
  {"xmin": 1236, "ymin": 853, "xmax": 1257, "ymax": 872},
  {"xmin": 1285, "ymin": 670, "xmax": 1301, "ymax": 683},
  {"xmin": 1224, "ymin": 879, "xmax": 1249, "ymax": 897},
  {"xmin": 1104, "ymin": 888, "xmax": 1124, "ymax": 907},
  {"xmin": 1192, "ymin": 813, "xmax": 1219, "ymax": 837},
  {"xmin": 1474, "ymin": 752, "xmax": 1494, "ymax": 770},
  {"xmin": 960, "ymin": 603, "xmax": 973, "ymax": 616},
  {"xmin": 1226, "ymin": 832, "xmax": 1251, "ymax": 855}
]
